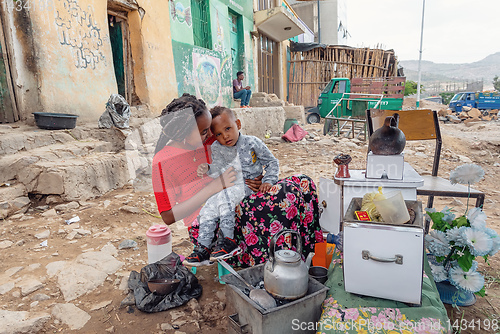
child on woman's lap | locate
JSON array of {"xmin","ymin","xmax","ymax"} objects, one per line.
[{"xmin": 184, "ymin": 107, "xmax": 279, "ymax": 266}]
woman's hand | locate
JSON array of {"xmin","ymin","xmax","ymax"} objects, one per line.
[
  {"xmin": 197, "ymin": 163, "xmax": 209, "ymax": 177},
  {"xmin": 245, "ymin": 175, "xmax": 263, "ymax": 192},
  {"xmin": 259, "ymin": 182, "xmax": 272, "ymax": 193}
]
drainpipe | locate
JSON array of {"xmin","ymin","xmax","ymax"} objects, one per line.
[{"xmin": 317, "ymin": 0, "xmax": 321, "ymax": 43}]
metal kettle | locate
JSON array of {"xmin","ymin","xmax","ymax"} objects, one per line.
[{"xmin": 263, "ymin": 229, "xmax": 314, "ymax": 300}]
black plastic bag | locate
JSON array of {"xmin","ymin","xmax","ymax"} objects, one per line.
[{"xmin": 128, "ymin": 252, "xmax": 202, "ymax": 313}]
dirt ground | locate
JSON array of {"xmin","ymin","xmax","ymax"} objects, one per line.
[{"xmin": 1, "ymin": 102, "xmax": 499, "ymax": 334}]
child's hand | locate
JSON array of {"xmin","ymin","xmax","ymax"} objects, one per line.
[
  {"xmin": 197, "ymin": 163, "xmax": 209, "ymax": 177},
  {"xmin": 258, "ymin": 182, "xmax": 272, "ymax": 193}
]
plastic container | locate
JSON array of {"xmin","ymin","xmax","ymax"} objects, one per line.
[
  {"xmin": 283, "ymin": 118, "xmax": 298, "ymax": 133},
  {"xmin": 32, "ymin": 112, "xmax": 78, "ymax": 130},
  {"xmin": 312, "ymin": 241, "xmax": 335, "ymax": 268},
  {"xmin": 373, "ymin": 190, "xmax": 410, "ymax": 225},
  {"xmin": 146, "ymin": 225, "xmax": 172, "ymax": 264}
]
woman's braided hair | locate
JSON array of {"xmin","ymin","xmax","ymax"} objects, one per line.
[{"xmin": 154, "ymin": 93, "xmax": 208, "ymax": 154}]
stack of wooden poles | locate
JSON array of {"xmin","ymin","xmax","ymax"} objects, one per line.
[{"xmin": 288, "ymin": 45, "xmax": 399, "ymax": 107}]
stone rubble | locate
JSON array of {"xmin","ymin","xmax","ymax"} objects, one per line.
[{"xmin": 51, "ymin": 303, "xmax": 91, "ymax": 330}]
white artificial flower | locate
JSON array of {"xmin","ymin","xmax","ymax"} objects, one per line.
[
  {"xmin": 485, "ymin": 228, "xmax": 500, "ymax": 256},
  {"xmin": 441, "ymin": 206, "xmax": 456, "ymax": 223},
  {"xmin": 449, "ymin": 265, "xmax": 484, "ymax": 293},
  {"xmin": 446, "ymin": 226, "xmax": 468, "ymax": 246},
  {"xmin": 425, "ymin": 230, "xmax": 451, "ymax": 257},
  {"xmin": 449, "ymin": 164, "xmax": 485, "ymax": 185},
  {"xmin": 470, "ymin": 260, "xmax": 479, "ymax": 272},
  {"xmin": 467, "ymin": 207, "xmax": 487, "ymax": 230},
  {"xmin": 462, "ymin": 228, "xmax": 493, "ymax": 256},
  {"xmin": 429, "ymin": 263, "xmax": 448, "ymax": 282}
]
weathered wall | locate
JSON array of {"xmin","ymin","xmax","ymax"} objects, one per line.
[
  {"xmin": 131, "ymin": 0, "xmax": 178, "ymax": 115},
  {"xmin": 169, "ymin": 0, "xmax": 254, "ymax": 108},
  {"xmin": 233, "ymin": 107, "xmax": 286, "ymax": 138},
  {"xmin": 2, "ymin": 0, "xmax": 177, "ymax": 122},
  {"xmin": 1, "ymin": 3, "xmax": 42, "ymax": 122},
  {"xmin": 29, "ymin": 0, "xmax": 115, "ymax": 122}
]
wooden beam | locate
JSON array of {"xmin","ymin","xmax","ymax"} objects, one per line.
[{"xmin": 107, "ymin": 10, "xmax": 128, "ymax": 21}]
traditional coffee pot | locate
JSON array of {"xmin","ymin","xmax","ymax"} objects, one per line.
[
  {"xmin": 369, "ymin": 113, "xmax": 406, "ymax": 155},
  {"xmin": 263, "ymin": 229, "xmax": 314, "ymax": 300}
]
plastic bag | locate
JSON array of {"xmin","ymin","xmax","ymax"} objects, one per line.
[
  {"xmin": 282, "ymin": 124, "xmax": 308, "ymax": 142},
  {"xmin": 127, "ymin": 252, "xmax": 202, "ymax": 313},
  {"xmin": 98, "ymin": 94, "xmax": 131, "ymax": 129},
  {"xmin": 360, "ymin": 187, "xmax": 386, "ymax": 222}
]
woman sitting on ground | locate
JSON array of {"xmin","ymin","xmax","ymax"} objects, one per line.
[{"xmin": 152, "ymin": 93, "xmax": 323, "ymax": 267}]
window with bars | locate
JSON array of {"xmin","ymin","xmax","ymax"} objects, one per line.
[
  {"xmin": 257, "ymin": 35, "xmax": 279, "ymax": 96},
  {"xmin": 258, "ymin": 0, "xmax": 275, "ymax": 10},
  {"xmin": 191, "ymin": 0, "xmax": 212, "ymax": 49}
]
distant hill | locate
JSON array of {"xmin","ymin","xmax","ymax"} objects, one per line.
[{"xmin": 399, "ymin": 53, "xmax": 500, "ymax": 90}]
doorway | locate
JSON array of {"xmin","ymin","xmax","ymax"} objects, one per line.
[
  {"xmin": 107, "ymin": 10, "xmax": 139, "ymax": 105},
  {"xmin": 257, "ymin": 35, "xmax": 279, "ymax": 97}
]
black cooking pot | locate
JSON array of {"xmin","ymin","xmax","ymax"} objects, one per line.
[{"xmin": 33, "ymin": 112, "xmax": 78, "ymax": 130}]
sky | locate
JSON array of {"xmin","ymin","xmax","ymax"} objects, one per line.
[{"xmin": 344, "ymin": 0, "xmax": 500, "ymax": 64}]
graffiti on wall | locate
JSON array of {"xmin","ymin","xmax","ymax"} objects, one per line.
[
  {"xmin": 213, "ymin": 10, "xmax": 224, "ymax": 52},
  {"xmin": 169, "ymin": 0, "xmax": 192, "ymax": 27},
  {"xmin": 54, "ymin": 0, "xmax": 104, "ymax": 69},
  {"xmin": 192, "ymin": 53, "xmax": 222, "ymax": 107}
]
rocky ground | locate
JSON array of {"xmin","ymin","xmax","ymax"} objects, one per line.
[{"xmin": 1, "ymin": 102, "xmax": 499, "ymax": 333}]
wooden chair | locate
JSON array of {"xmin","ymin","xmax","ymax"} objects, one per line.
[{"xmin": 366, "ymin": 109, "xmax": 485, "ymax": 232}]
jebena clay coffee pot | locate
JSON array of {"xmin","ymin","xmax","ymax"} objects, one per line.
[
  {"xmin": 334, "ymin": 154, "xmax": 352, "ymax": 178},
  {"xmin": 369, "ymin": 114, "xmax": 406, "ymax": 155}
]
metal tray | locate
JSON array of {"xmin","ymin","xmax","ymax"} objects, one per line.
[
  {"xmin": 224, "ymin": 264, "xmax": 329, "ymax": 334},
  {"xmin": 345, "ymin": 197, "xmax": 423, "ymax": 228}
]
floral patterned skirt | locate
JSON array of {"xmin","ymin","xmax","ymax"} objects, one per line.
[{"xmin": 189, "ymin": 174, "xmax": 324, "ymax": 267}]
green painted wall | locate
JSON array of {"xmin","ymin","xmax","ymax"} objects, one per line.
[
  {"xmin": 169, "ymin": 0, "xmax": 194, "ymax": 44},
  {"xmin": 169, "ymin": 0, "xmax": 254, "ymax": 108}
]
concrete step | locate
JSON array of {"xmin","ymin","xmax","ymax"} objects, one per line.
[
  {"xmin": 0, "ymin": 183, "xmax": 30, "ymax": 219},
  {"xmin": 0, "ymin": 150, "xmax": 130, "ymax": 218},
  {"xmin": 0, "ymin": 139, "xmax": 115, "ymax": 184},
  {"xmin": 0, "ymin": 117, "xmax": 162, "ymax": 219},
  {"xmin": 0, "ymin": 129, "xmax": 76, "ymax": 157},
  {"xmin": 22, "ymin": 151, "xmax": 130, "ymax": 201},
  {"xmin": 0, "ymin": 124, "xmax": 128, "ymax": 157}
]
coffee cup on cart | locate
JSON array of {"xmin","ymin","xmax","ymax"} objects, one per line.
[
  {"xmin": 373, "ymin": 191, "xmax": 410, "ymax": 225},
  {"xmin": 146, "ymin": 225, "xmax": 172, "ymax": 264}
]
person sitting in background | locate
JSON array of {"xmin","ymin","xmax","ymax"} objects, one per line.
[{"xmin": 233, "ymin": 71, "xmax": 252, "ymax": 108}]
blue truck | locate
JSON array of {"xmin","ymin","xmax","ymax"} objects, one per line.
[{"xmin": 449, "ymin": 92, "xmax": 500, "ymax": 112}]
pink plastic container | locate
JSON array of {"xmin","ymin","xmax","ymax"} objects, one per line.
[{"xmin": 146, "ymin": 225, "xmax": 172, "ymax": 264}]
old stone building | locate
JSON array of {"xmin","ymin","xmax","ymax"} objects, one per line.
[{"xmin": 0, "ymin": 0, "xmax": 306, "ymax": 123}]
